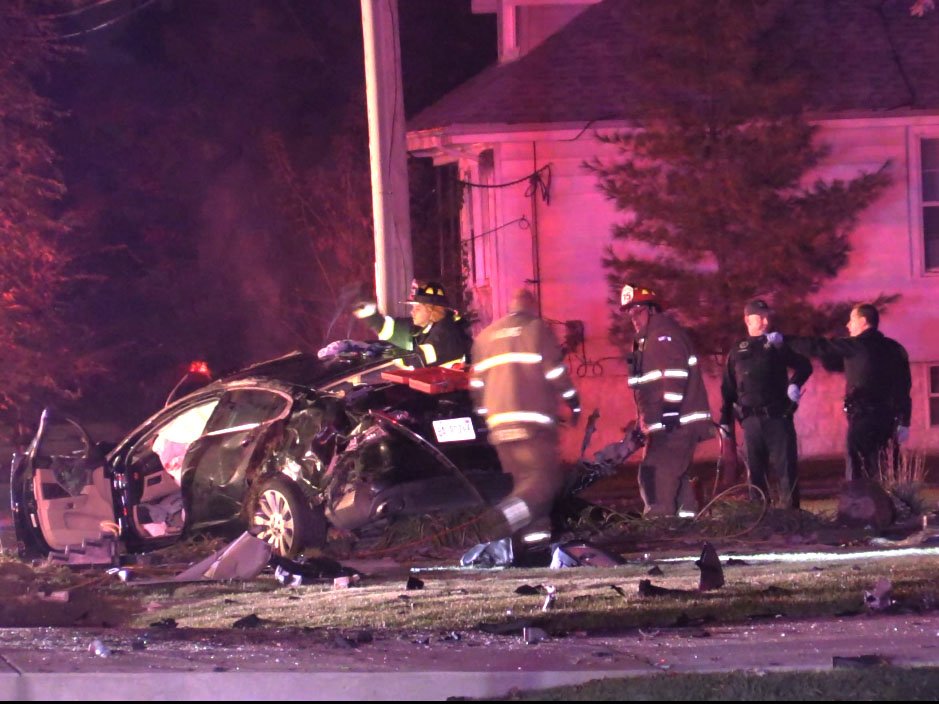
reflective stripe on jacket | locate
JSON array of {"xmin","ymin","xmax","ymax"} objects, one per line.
[
  {"xmin": 471, "ymin": 311, "xmax": 579, "ymax": 444},
  {"xmin": 630, "ymin": 311, "xmax": 711, "ymax": 439},
  {"xmin": 361, "ymin": 310, "xmax": 471, "ymax": 367}
]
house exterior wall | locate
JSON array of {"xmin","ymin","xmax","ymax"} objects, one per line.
[{"xmin": 443, "ymin": 116, "xmax": 939, "ymax": 463}]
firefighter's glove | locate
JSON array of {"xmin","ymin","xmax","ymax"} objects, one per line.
[
  {"xmin": 896, "ymin": 426, "xmax": 910, "ymax": 445},
  {"xmin": 787, "ymin": 383, "xmax": 802, "ymax": 403},
  {"xmin": 765, "ymin": 331, "xmax": 784, "ymax": 348},
  {"xmin": 352, "ymin": 301, "xmax": 377, "ymax": 319}
]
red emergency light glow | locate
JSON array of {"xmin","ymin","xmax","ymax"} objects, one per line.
[{"xmin": 189, "ymin": 361, "xmax": 211, "ymax": 376}]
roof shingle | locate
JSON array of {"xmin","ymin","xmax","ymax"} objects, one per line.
[{"xmin": 408, "ymin": 0, "xmax": 939, "ymax": 132}]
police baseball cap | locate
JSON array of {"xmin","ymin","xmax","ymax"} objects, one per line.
[{"xmin": 744, "ymin": 299, "xmax": 772, "ymax": 316}]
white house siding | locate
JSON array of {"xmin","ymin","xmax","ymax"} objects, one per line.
[{"xmin": 438, "ymin": 116, "xmax": 939, "ymax": 462}]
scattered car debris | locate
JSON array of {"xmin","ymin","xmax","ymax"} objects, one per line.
[
  {"xmin": 541, "ymin": 585, "xmax": 557, "ymax": 611},
  {"xmin": 696, "ymin": 542, "xmax": 724, "ymax": 591},
  {"xmin": 274, "ymin": 566, "xmax": 304, "ymax": 588},
  {"xmin": 406, "ymin": 576, "xmax": 424, "ymax": 590},
  {"xmin": 271, "ymin": 554, "xmax": 359, "ymax": 587},
  {"xmin": 549, "ymin": 541, "xmax": 623, "ymax": 568},
  {"xmin": 514, "ymin": 584, "xmax": 542, "ymax": 595},
  {"xmin": 88, "ymin": 639, "xmax": 111, "ymax": 658},
  {"xmin": 148, "ymin": 617, "xmax": 177, "ymax": 629},
  {"xmin": 647, "ymin": 565, "xmax": 664, "ymax": 576},
  {"xmin": 460, "ymin": 538, "xmax": 513, "ymax": 568},
  {"xmin": 170, "ymin": 532, "xmax": 271, "ymax": 582},
  {"xmin": 638, "ymin": 579, "xmax": 694, "ymax": 598},
  {"xmin": 609, "ymin": 584, "xmax": 628, "ymax": 599},
  {"xmin": 863, "ymin": 577, "xmax": 894, "ymax": 611},
  {"xmin": 231, "ymin": 613, "xmax": 266, "ymax": 629},
  {"xmin": 522, "ymin": 626, "xmax": 548, "ymax": 644}
]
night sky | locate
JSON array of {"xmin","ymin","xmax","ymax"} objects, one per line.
[{"xmin": 43, "ymin": 0, "xmax": 494, "ymax": 424}]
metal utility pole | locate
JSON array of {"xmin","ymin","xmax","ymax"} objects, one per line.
[{"xmin": 361, "ymin": 0, "xmax": 413, "ymax": 315}]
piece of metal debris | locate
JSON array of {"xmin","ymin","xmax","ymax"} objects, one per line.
[
  {"xmin": 406, "ymin": 576, "xmax": 424, "ymax": 590},
  {"xmin": 696, "ymin": 542, "xmax": 724, "ymax": 591},
  {"xmin": 541, "ymin": 585, "xmax": 557, "ymax": 611},
  {"xmin": 88, "ymin": 639, "xmax": 111, "ymax": 658},
  {"xmin": 522, "ymin": 626, "xmax": 548, "ymax": 644},
  {"xmin": 863, "ymin": 577, "xmax": 894, "ymax": 611},
  {"xmin": 174, "ymin": 532, "xmax": 271, "ymax": 582},
  {"xmin": 231, "ymin": 613, "xmax": 265, "ymax": 629},
  {"xmin": 638, "ymin": 579, "xmax": 693, "ymax": 597}
]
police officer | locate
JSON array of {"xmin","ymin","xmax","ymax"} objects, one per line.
[
  {"xmin": 469, "ymin": 288, "xmax": 581, "ymax": 547},
  {"xmin": 352, "ymin": 280, "xmax": 472, "ymax": 367},
  {"xmin": 783, "ymin": 303, "xmax": 911, "ymax": 481},
  {"xmin": 621, "ymin": 284, "xmax": 712, "ymax": 517},
  {"xmin": 720, "ymin": 299, "xmax": 812, "ymax": 509}
]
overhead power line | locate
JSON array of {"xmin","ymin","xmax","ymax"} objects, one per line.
[{"xmin": 49, "ymin": 0, "xmax": 159, "ymax": 40}]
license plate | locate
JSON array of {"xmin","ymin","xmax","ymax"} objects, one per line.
[{"xmin": 432, "ymin": 417, "xmax": 476, "ymax": 443}]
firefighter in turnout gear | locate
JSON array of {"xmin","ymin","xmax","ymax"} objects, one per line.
[
  {"xmin": 469, "ymin": 288, "xmax": 581, "ymax": 547},
  {"xmin": 621, "ymin": 284, "xmax": 712, "ymax": 517},
  {"xmin": 720, "ymin": 299, "xmax": 812, "ymax": 509},
  {"xmin": 782, "ymin": 303, "xmax": 912, "ymax": 481},
  {"xmin": 352, "ymin": 280, "xmax": 472, "ymax": 367}
]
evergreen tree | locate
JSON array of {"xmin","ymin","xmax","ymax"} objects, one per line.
[
  {"xmin": 589, "ymin": 0, "xmax": 891, "ymax": 358},
  {"xmin": 0, "ymin": 2, "xmax": 95, "ymax": 432}
]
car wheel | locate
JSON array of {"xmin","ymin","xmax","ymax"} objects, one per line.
[{"xmin": 250, "ymin": 477, "xmax": 324, "ymax": 558}]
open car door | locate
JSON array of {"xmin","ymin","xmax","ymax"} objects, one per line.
[{"xmin": 11, "ymin": 408, "xmax": 116, "ymax": 557}]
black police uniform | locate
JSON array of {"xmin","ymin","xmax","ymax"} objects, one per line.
[
  {"xmin": 791, "ymin": 329, "xmax": 911, "ymax": 480},
  {"xmin": 720, "ymin": 335, "xmax": 812, "ymax": 508}
]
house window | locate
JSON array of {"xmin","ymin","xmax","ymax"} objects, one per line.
[
  {"xmin": 923, "ymin": 138, "xmax": 939, "ymax": 271},
  {"xmin": 930, "ymin": 365, "xmax": 939, "ymax": 426}
]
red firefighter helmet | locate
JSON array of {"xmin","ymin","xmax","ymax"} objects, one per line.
[{"xmin": 619, "ymin": 283, "xmax": 662, "ymax": 310}]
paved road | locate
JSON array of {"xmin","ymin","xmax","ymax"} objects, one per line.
[
  {"xmin": 3, "ymin": 466, "xmax": 938, "ymax": 701},
  {"xmin": 1, "ymin": 612, "xmax": 938, "ymax": 700}
]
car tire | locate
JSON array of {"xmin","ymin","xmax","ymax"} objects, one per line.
[{"xmin": 250, "ymin": 476, "xmax": 325, "ymax": 558}]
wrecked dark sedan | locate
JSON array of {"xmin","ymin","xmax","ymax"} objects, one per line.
[{"xmin": 11, "ymin": 345, "xmax": 513, "ymax": 560}]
